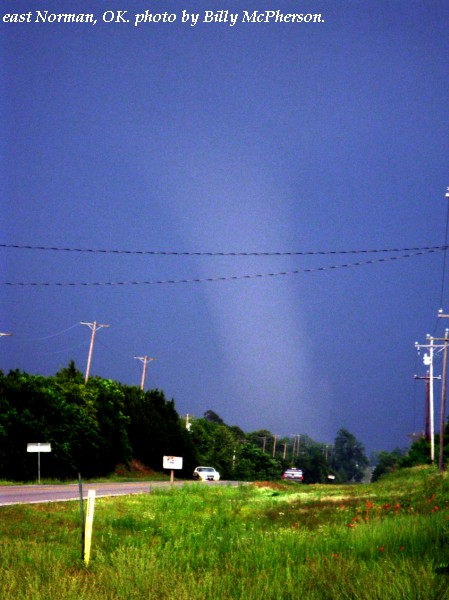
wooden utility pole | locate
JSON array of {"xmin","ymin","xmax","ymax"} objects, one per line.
[
  {"xmin": 134, "ymin": 356, "xmax": 157, "ymax": 390},
  {"xmin": 429, "ymin": 336, "xmax": 435, "ymax": 463},
  {"xmin": 437, "ymin": 189, "xmax": 449, "ymax": 468},
  {"xmin": 425, "ymin": 372, "xmax": 430, "ymax": 441},
  {"xmin": 413, "ymin": 372, "xmax": 439, "ymax": 441},
  {"xmin": 272, "ymin": 435, "xmax": 277, "ymax": 458},
  {"xmin": 437, "ymin": 309, "xmax": 449, "ymax": 471},
  {"xmin": 416, "ymin": 327, "xmax": 449, "ymax": 467},
  {"xmin": 439, "ymin": 330, "xmax": 448, "ymax": 471},
  {"xmin": 415, "ymin": 336, "xmax": 436, "ymax": 462},
  {"xmin": 80, "ymin": 321, "xmax": 110, "ymax": 383}
]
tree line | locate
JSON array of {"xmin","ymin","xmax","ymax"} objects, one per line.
[
  {"xmin": 0, "ymin": 361, "xmax": 371, "ymax": 482},
  {"xmin": 371, "ymin": 430, "xmax": 449, "ymax": 482}
]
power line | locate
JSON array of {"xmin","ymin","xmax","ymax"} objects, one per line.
[
  {"xmin": 0, "ymin": 243, "xmax": 447, "ymax": 257},
  {"xmin": 431, "ymin": 187, "xmax": 449, "ymax": 335},
  {"xmin": 438, "ymin": 188, "xmax": 449, "ymax": 308},
  {"xmin": 6, "ymin": 322, "xmax": 81, "ymax": 341},
  {"xmin": 0, "ymin": 247, "xmax": 443, "ymax": 287},
  {"xmin": 439, "ymin": 219, "xmax": 449, "ymax": 308}
]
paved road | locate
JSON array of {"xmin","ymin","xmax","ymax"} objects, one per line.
[{"xmin": 0, "ymin": 480, "xmax": 192, "ymax": 506}]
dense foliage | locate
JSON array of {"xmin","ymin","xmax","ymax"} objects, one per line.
[
  {"xmin": 0, "ymin": 362, "xmax": 374, "ymax": 483},
  {"xmin": 329, "ymin": 428, "xmax": 369, "ymax": 483},
  {"xmin": 371, "ymin": 429, "xmax": 449, "ymax": 482},
  {"xmin": 0, "ymin": 363, "xmax": 191, "ymax": 480}
]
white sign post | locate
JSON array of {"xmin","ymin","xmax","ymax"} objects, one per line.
[
  {"xmin": 163, "ymin": 456, "xmax": 183, "ymax": 487},
  {"xmin": 27, "ymin": 443, "xmax": 52, "ymax": 483},
  {"xmin": 84, "ymin": 490, "xmax": 96, "ymax": 566}
]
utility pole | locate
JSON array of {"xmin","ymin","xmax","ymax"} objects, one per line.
[
  {"xmin": 415, "ymin": 333, "xmax": 449, "ymax": 464},
  {"xmin": 134, "ymin": 356, "xmax": 157, "ymax": 391},
  {"xmin": 424, "ymin": 372, "xmax": 430, "ymax": 441},
  {"xmin": 437, "ymin": 309, "xmax": 449, "ymax": 471},
  {"xmin": 185, "ymin": 414, "xmax": 192, "ymax": 432},
  {"xmin": 439, "ymin": 329, "xmax": 448, "ymax": 471},
  {"xmin": 272, "ymin": 435, "xmax": 277, "ymax": 458},
  {"xmin": 415, "ymin": 336, "xmax": 436, "ymax": 462},
  {"xmin": 428, "ymin": 327, "xmax": 449, "ymax": 471},
  {"xmin": 80, "ymin": 321, "xmax": 110, "ymax": 383},
  {"xmin": 414, "ymin": 372, "xmax": 438, "ymax": 441},
  {"xmin": 437, "ymin": 188, "xmax": 449, "ymax": 467},
  {"xmin": 427, "ymin": 335, "xmax": 435, "ymax": 464},
  {"xmin": 291, "ymin": 434, "xmax": 300, "ymax": 462}
]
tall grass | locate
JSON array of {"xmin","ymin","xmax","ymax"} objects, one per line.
[{"xmin": 1, "ymin": 467, "xmax": 448, "ymax": 599}]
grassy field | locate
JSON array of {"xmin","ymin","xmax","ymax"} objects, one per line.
[{"xmin": 1, "ymin": 466, "xmax": 449, "ymax": 599}]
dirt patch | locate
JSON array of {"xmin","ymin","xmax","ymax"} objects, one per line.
[
  {"xmin": 115, "ymin": 459, "xmax": 157, "ymax": 478},
  {"xmin": 252, "ymin": 481, "xmax": 287, "ymax": 491}
]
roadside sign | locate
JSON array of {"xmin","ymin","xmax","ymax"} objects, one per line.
[
  {"xmin": 27, "ymin": 443, "xmax": 52, "ymax": 452},
  {"xmin": 163, "ymin": 456, "xmax": 183, "ymax": 470},
  {"xmin": 27, "ymin": 443, "xmax": 52, "ymax": 483},
  {"xmin": 163, "ymin": 456, "xmax": 183, "ymax": 487}
]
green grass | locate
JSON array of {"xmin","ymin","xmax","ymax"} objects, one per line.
[{"xmin": 1, "ymin": 467, "xmax": 449, "ymax": 599}]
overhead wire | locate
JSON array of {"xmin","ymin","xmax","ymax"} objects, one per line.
[
  {"xmin": 4, "ymin": 323, "xmax": 81, "ymax": 341},
  {"xmin": 432, "ymin": 191, "xmax": 449, "ymax": 334},
  {"xmin": 0, "ymin": 247, "xmax": 444, "ymax": 287},
  {"xmin": 0, "ymin": 242, "xmax": 447, "ymax": 257},
  {"xmin": 439, "ymin": 191, "xmax": 449, "ymax": 309}
]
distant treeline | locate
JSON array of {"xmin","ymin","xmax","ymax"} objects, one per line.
[
  {"xmin": 0, "ymin": 361, "xmax": 290, "ymax": 481},
  {"xmin": 1, "ymin": 360, "xmax": 414, "ymax": 483}
]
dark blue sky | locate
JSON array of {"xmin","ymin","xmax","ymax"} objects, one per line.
[{"xmin": 2, "ymin": 0, "xmax": 449, "ymax": 453}]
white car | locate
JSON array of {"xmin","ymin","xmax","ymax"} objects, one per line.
[
  {"xmin": 193, "ymin": 466, "xmax": 221, "ymax": 481},
  {"xmin": 282, "ymin": 468, "xmax": 304, "ymax": 482}
]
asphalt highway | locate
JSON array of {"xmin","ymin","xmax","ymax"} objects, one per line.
[{"xmin": 0, "ymin": 480, "xmax": 198, "ymax": 506}]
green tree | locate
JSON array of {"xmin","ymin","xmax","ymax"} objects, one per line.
[
  {"xmin": 330, "ymin": 428, "xmax": 369, "ymax": 482},
  {"xmin": 398, "ymin": 437, "xmax": 433, "ymax": 469},
  {"xmin": 233, "ymin": 443, "xmax": 281, "ymax": 481},
  {"xmin": 122, "ymin": 386, "xmax": 195, "ymax": 477},
  {"xmin": 203, "ymin": 409, "xmax": 225, "ymax": 424},
  {"xmin": 371, "ymin": 448, "xmax": 404, "ymax": 482},
  {"xmin": 0, "ymin": 368, "xmax": 105, "ymax": 479},
  {"xmin": 55, "ymin": 359, "xmax": 84, "ymax": 384},
  {"xmin": 246, "ymin": 429, "xmax": 273, "ymax": 453},
  {"xmin": 86, "ymin": 377, "xmax": 132, "ymax": 474},
  {"xmin": 188, "ymin": 418, "xmax": 237, "ymax": 478},
  {"xmin": 298, "ymin": 445, "xmax": 329, "ymax": 483}
]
